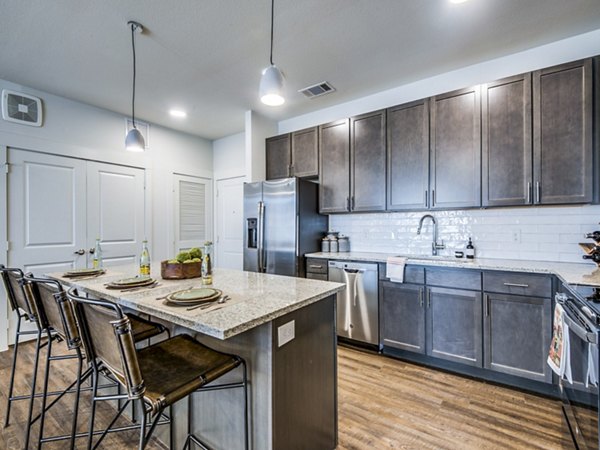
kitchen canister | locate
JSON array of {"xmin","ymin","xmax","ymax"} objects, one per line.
[
  {"xmin": 338, "ymin": 235, "xmax": 350, "ymax": 252},
  {"xmin": 321, "ymin": 237, "xmax": 331, "ymax": 252},
  {"xmin": 329, "ymin": 237, "xmax": 339, "ymax": 253}
]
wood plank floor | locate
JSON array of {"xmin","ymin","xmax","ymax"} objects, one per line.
[
  {"xmin": 0, "ymin": 340, "xmax": 573, "ymax": 449},
  {"xmin": 337, "ymin": 345, "xmax": 573, "ymax": 450}
]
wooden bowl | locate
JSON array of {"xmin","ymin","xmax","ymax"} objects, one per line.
[{"xmin": 161, "ymin": 260, "xmax": 202, "ymax": 279}]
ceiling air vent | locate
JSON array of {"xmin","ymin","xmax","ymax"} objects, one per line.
[
  {"xmin": 298, "ymin": 82, "xmax": 336, "ymax": 99},
  {"xmin": 2, "ymin": 89, "xmax": 43, "ymax": 127}
]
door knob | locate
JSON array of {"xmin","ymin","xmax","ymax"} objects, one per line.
[{"xmin": 74, "ymin": 249, "xmax": 85, "ymax": 255}]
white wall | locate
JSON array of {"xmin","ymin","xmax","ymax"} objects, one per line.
[
  {"xmin": 245, "ymin": 111, "xmax": 276, "ymax": 182},
  {"xmin": 0, "ymin": 77, "xmax": 213, "ymax": 263},
  {"xmin": 213, "ymin": 132, "xmax": 246, "ymax": 180}
]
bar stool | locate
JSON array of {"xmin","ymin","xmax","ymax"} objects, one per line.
[
  {"xmin": 1, "ymin": 268, "xmax": 169, "ymax": 449},
  {"xmin": 67, "ymin": 287, "xmax": 249, "ymax": 450},
  {"xmin": 0, "ymin": 265, "xmax": 52, "ymax": 449}
]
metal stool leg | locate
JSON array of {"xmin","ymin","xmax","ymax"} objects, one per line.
[
  {"xmin": 3, "ymin": 314, "xmax": 22, "ymax": 428},
  {"xmin": 69, "ymin": 348, "xmax": 84, "ymax": 450},
  {"xmin": 37, "ymin": 334, "xmax": 54, "ymax": 448},
  {"xmin": 23, "ymin": 330, "xmax": 43, "ymax": 450},
  {"xmin": 242, "ymin": 360, "xmax": 249, "ymax": 450},
  {"xmin": 87, "ymin": 367, "xmax": 100, "ymax": 450}
]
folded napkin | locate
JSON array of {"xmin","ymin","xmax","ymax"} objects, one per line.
[
  {"xmin": 386, "ymin": 256, "xmax": 407, "ymax": 283},
  {"xmin": 547, "ymin": 303, "xmax": 572, "ymax": 383}
]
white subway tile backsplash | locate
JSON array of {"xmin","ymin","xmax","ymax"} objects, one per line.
[{"xmin": 329, "ymin": 205, "xmax": 600, "ymax": 263}]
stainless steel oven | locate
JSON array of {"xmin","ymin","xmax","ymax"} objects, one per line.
[{"xmin": 557, "ymin": 288, "xmax": 600, "ymax": 449}]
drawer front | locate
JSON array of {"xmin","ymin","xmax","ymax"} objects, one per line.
[
  {"xmin": 425, "ymin": 267, "xmax": 481, "ymax": 290},
  {"xmin": 306, "ymin": 258, "xmax": 328, "ymax": 274},
  {"xmin": 379, "ymin": 264, "xmax": 425, "ymax": 284},
  {"xmin": 483, "ymin": 271, "xmax": 552, "ymax": 298},
  {"xmin": 306, "ymin": 272, "xmax": 328, "ymax": 281}
]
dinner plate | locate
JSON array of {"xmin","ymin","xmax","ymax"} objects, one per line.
[
  {"xmin": 165, "ymin": 288, "xmax": 222, "ymax": 306},
  {"xmin": 63, "ymin": 268, "xmax": 105, "ymax": 278},
  {"xmin": 105, "ymin": 276, "xmax": 155, "ymax": 289}
]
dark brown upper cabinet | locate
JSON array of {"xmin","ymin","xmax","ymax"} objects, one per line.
[
  {"xmin": 387, "ymin": 99, "xmax": 430, "ymax": 211},
  {"xmin": 482, "ymin": 73, "xmax": 533, "ymax": 207},
  {"xmin": 350, "ymin": 110, "xmax": 387, "ymax": 212},
  {"xmin": 430, "ymin": 86, "xmax": 482, "ymax": 209},
  {"xmin": 291, "ymin": 127, "xmax": 319, "ymax": 178},
  {"xmin": 266, "ymin": 127, "xmax": 319, "ymax": 180},
  {"xmin": 266, "ymin": 134, "xmax": 291, "ymax": 180},
  {"xmin": 319, "ymin": 119, "xmax": 351, "ymax": 213},
  {"xmin": 319, "ymin": 111, "xmax": 386, "ymax": 213},
  {"xmin": 533, "ymin": 58, "xmax": 593, "ymax": 205}
]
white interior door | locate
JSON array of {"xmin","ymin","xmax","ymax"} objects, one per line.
[
  {"xmin": 6, "ymin": 149, "xmax": 146, "ymax": 344},
  {"xmin": 215, "ymin": 177, "xmax": 244, "ymax": 269},
  {"xmin": 173, "ymin": 174, "xmax": 212, "ymax": 254},
  {"xmin": 8, "ymin": 149, "xmax": 88, "ymax": 276},
  {"xmin": 87, "ymin": 162, "xmax": 145, "ymax": 268}
]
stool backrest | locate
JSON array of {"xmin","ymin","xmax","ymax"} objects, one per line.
[
  {"xmin": 0, "ymin": 265, "xmax": 38, "ymax": 320},
  {"xmin": 67, "ymin": 288, "xmax": 145, "ymax": 399},
  {"xmin": 21, "ymin": 276, "xmax": 81, "ymax": 350}
]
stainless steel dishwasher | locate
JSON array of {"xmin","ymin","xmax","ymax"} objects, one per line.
[{"xmin": 328, "ymin": 260, "xmax": 379, "ymax": 345}]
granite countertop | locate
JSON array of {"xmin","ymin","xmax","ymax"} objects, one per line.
[
  {"xmin": 50, "ymin": 265, "xmax": 344, "ymax": 340},
  {"xmin": 306, "ymin": 251, "xmax": 600, "ymax": 287}
]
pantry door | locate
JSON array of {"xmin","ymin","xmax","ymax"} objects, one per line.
[
  {"xmin": 86, "ymin": 161, "xmax": 145, "ymax": 267},
  {"xmin": 7, "ymin": 149, "xmax": 146, "ymax": 342},
  {"xmin": 8, "ymin": 149, "xmax": 88, "ymax": 276}
]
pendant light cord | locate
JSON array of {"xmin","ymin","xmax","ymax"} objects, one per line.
[
  {"xmin": 130, "ymin": 22, "xmax": 138, "ymax": 129},
  {"xmin": 269, "ymin": 0, "xmax": 274, "ymax": 65}
]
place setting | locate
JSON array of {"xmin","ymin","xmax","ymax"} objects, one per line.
[
  {"xmin": 155, "ymin": 287, "xmax": 237, "ymax": 312},
  {"xmin": 62, "ymin": 267, "xmax": 107, "ymax": 280},
  {"xmin": 104, "ymin": 275, "xmax": 160, "ymax": 292}
]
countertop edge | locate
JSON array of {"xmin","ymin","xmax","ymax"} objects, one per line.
[{"xmin": 305, "ymin": 252, "xmax": 600, "ymax": 287}]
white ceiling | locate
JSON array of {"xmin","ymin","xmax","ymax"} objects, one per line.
[{"xmin": 1, "ymin": 0, "xmax": 599, "ymax": 140}]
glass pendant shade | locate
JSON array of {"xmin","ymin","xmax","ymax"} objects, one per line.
[
  {"xmin": 260, "ymin": 64, "xmax": 285, "ymax": 106},
  {"xmin": 125, "ymin": 127, "xmax": 145, "ymax": 152}
]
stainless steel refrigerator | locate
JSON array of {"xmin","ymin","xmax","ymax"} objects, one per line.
[{"xmin": 243, "ymin": 178, "xmax": 327, "ymax": 277}]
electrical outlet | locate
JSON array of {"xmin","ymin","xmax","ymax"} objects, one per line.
[
  {"xmin": 277, "ymin": 320, "xmax": 295, "ymax": 347},
  {"xmin": 512, "ymin": 229, "xmax": 521, "ymax": 243}
]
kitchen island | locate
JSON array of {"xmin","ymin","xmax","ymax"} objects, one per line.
[{"xmin": 50, "ymin": 266, "xmax": 344, "ymax": 450}]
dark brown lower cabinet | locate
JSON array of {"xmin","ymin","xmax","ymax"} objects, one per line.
[
  {"xmin": 426, "ymin": 286, "xmax": 483, "ymax": 367},
  {"xmin": 381, "ymin": 282, "xmax": 425, "ymax": 354},
  {"xmin": 483, "ymin": 292, "xmax": 552, "ymax": 382}
]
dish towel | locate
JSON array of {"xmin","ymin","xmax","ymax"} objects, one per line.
[
  {"xmin": 386, "ymin": 256, "xmax": 407, "ymax": 283},
  {"xmin": 547, "ymin": 303, "xmax": 572, "ymax": 383},
  {"xmin": 587, "ymin": 342, "xmax": 599, "ymax": 388}
]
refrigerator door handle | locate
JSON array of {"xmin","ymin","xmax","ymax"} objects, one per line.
[{"xmin": 258, "ymin": 201, "xmax": 265, "ymax": 272}]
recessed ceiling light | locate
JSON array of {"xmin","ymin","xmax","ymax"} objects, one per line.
[
  {"xmin": 449, "ymin": 0, "xmax": 469, "ymax": 3},
  {"xmin": 169, "ymin": 109, "xmax": 187, "ymax": 118}
]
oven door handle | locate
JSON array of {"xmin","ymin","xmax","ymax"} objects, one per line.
[{"xmin": 563, "ymin": 312, "xmax": 598, "ymax": 344}]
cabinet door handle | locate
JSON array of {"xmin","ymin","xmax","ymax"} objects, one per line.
[
  {"xmin": 426, "ymin": 289, "xmax": 431, "ymax": 309},
  {"xmin": 309, "ymin": 264, "xmax": 323, "ymax": 269},
  {"xmin": 485, "ymin": 294, "xmax": 490, "ymax": 317},
  {"xmin": 424, "ymin": 190, "xmax": 428, "ymax": 208},
  {"xmin": 74, "ymin": 249, "xmax": 85, "ymax": 256},
  {"xmin": 526, "ymin": 182, "xmax": 532, "ymax": 204},
  {"xmin": 419, "ymin": 288, "xmax": 424, "ymax": 308},
  {"xmin": 351, "ymin": 196, "xmax": 355, "ymax": 210},
  {"xmin": 289, "ymin": 164, "xmax": 294, "ymax": 176},
  {"xmin": 535, "ymin": 181, "xmax": 541, "ymax": 204},
  {"xmin": 432, "ymin": 189, "xmax": 435, "ymax": 207},
  {"xmin": 346, "ymin": 197, "xmax": 350, "ymax": 211},
  {"xmin": 503, "ymin": 282, "xmax": 529, "ymax": 288}
]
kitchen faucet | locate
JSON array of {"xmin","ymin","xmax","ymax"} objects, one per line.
[{"xmin": 417, "ymin": 214, "xmax": 445, "ymax": 256}]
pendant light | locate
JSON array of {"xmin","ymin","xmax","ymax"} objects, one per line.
[
  {"xmin": 125, "ymin": 20, "xmax": 145, "ymax": 152},
  {"xmin": 259, "ymin": 0, "xmax": 285, "ymax": 106}
]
